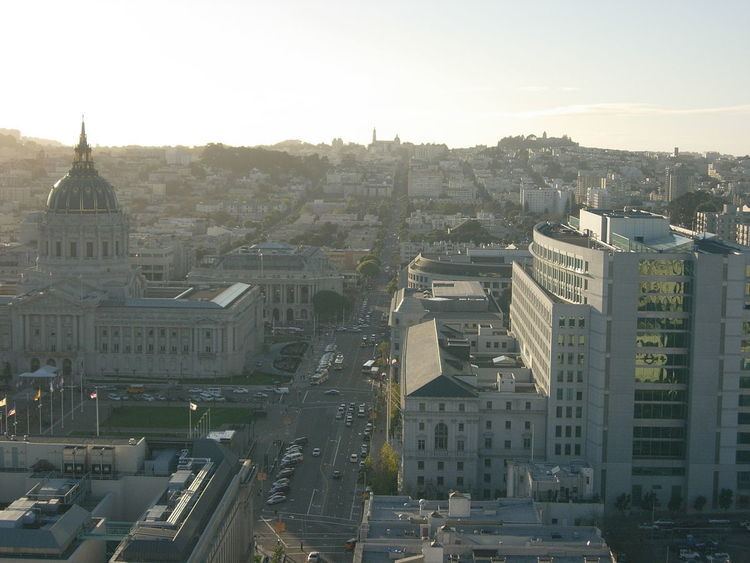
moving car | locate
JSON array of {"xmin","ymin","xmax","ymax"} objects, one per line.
[
  {"xmin": 332, "ymin": 470, "xmax": 342, "ymax": 479},
  {"xmin": 312, "ymin": 448, "xmax": 321, "ymax": 457},
  {"xmin": 307, "ymin": 552, "xmax": 321, "ymax": 562},
  {"xmin": 266, "ymin": 494, "xmax": 286, "ymax": 505},
  {"xmin": 324, "ymin": 389, "xmax": 341, "ymax": 395},
  {"xmin": 350, "ymin": 453, "xmax": 358, "ymax": 463}
]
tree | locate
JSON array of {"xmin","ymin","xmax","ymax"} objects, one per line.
[
  {"xmin": 385, "ymin": 277, "xmax": 398, "ymax": 296},
  {"xmin": 312, "ymin": 290, "xmax": 350, "ymax": 322},
  {"xmin": 718, "ymin": 488, "xmax": 734, "ymax": 511},
  {"xmin": 668, "ymin": 492, "xmax": 682, "ymax": 513},
  {"xmin": 693, "ymin": 495, "xmax": 707, "ymax": 512},
  {"xmin": 357, "ymin": 260, "xmax": 380, "ymax": 278},
  {"xmin": 641, "ymin": 491, "xmax": 657, "ymax": 511},
  {"xmin": 615, "ymin": 493, "xmax": 631, "ymax": 513},
  {"xmin": 368, "ymin": 442, "xmax": 399, "ymax": 494},
  {"xmin": 271, "ymin": 542, "xmax": 285, "ymax": 563}
]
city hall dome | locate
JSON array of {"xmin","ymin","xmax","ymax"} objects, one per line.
[{"xmin": 46, "ymin": 121, "xmax": 119, "ymax": 214}]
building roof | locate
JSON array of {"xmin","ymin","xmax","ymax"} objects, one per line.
[
  {"xmin": 411, "ymin": 254, "xmax": 512, "ymax": 278},
  {"xmin": 108, "ymin": 283, "xmax": 252, "ymax": 310},
  {"xmin": 402, "ymin": 320, "xmax": 477, "ymax": 398}
]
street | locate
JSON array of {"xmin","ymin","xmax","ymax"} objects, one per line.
[{"xmin": 253, "ymin": 287, "xmax": 392, "ymax": 562}]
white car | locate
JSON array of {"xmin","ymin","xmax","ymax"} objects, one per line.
[
  {"xmin": 312, "ymin": 448, "xmax": 321, "ymax": 457},
  {"xmin": 307, "ymin": 552, "xmax": 321, "ymax": 562},
  {"xmin": 350, "ymin": 453, "xmax": 358, "ymax": 463}
]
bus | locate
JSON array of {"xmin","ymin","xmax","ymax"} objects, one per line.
[{"xmin": 361, "ymin": 360, "xmax": 375, "ymax": 374}]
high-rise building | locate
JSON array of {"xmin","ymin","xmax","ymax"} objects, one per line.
[
  {"xmin": 664, "ymin": 163, "xmax": 693, "ymax": 202},
  {"xmin": 510, "ymin": 208, "xmax": 750, "ymax": 511}
]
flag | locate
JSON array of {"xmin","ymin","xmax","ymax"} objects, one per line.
[
  {"xmin": 33, "ymin": 388, "xmax": 41, "ymax": 401},
  {"xmin": 7, "ymin": 405, "xmax": 15, "ymax": 417},
  {"xmin": 49, "ymin": 381, "xmax": 54, "ymax": 392},
  {"xmin": 90, "ymin": 390, "xmax": 98, "ymax": 400},
  {"xmin": 189, "ymin": 401, "xmax": 198, "ymax": 411},
  {"xmin": 0, "ymin": 397, "xmax": 5, "ymax": 408}
]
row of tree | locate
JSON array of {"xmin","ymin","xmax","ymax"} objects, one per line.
[{"xmin": 614, "ymin": 488, "xmax": 734, "ymax": 513}]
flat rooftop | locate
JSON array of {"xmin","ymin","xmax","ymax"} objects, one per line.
[{"xmin": 431, "ymin": 281, "xmax": 487, "ymax": 299}]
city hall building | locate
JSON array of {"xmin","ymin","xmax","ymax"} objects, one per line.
[{"xmin": 0, "ymin": 124, "xmax": 263, "ymax": 379}]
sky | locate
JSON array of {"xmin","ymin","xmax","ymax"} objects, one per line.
[{"xmin": 2, "ymin": 0, "xmax": 749, "ymax": 154}]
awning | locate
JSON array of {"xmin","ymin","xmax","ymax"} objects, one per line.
[{"xmin": 18, "ymin": 365, "xmax": 59, "ymax": 379}]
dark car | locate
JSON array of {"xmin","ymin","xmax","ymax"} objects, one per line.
[
  {"xmin": 293, "ymin": 437, "xmax": 309, "ymax": 446},
  {"xmin": 332, "ymin": 470, "xmax": 342, "ymax": 479}
]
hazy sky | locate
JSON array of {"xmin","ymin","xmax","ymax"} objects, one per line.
[{"xmin": 3, "ymin": 0, "xmax": 749, "ymax": 154}]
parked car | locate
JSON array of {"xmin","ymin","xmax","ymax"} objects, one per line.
[
  {"xmin": 332, "ymin": 470, "xmax": 342, "ymax": 479},
  {"xmin": 350, "ymin": 453, "xmax": 358, "ymax": 463},
  {"xmin": 312, "ymin": 448, "xmax": 321, "ymax": 457}
]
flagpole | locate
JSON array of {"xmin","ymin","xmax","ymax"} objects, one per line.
[
  {"xmin": 27, "ymin": 393, "xmax": 30, "ymax": 435},
  {"xmin": 80, "ymin": 371, "xmax": 83, "ymax": 413},
  {"xmin": 60, "ymin": 385, "xmax": 64, "ymax": 430},
  {"xmin": 189, "ymin": 405, "xmax": 192, "ymax": 439},
  {"xmin": 49, "ymin": 386, "xmax": 53, "ymax": 436},
  {"xmin": 70, "ymin": 383, "xmax": 74, "ymax": 422},
  {"xmin": 95, "ymin": 387, "xmax": 99, "ymax": 437},
  {"xmin": 38, "ymin": 403, "xmax": 42, "ymax": 435}
]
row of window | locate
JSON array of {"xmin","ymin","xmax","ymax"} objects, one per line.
[
  {"xmin": 555, "ymin": 425, "xmax": 582, "ymax": 438},
  {"xmin": 46, "ymin": 239, "xmax": 122, "ymax": 258},
  {"xmin": 556, "ymin": 370, "xmax": 585, "ymax": 383},
  {"xmin": 553, "ymin": 443, "xmax": 581, "ymax": 456},
  {"xmin": 554, "ymin": 406, "xmax": 583, "ymax": 418},
  {"xmin": 555, "ymin": 352, "xmax": 586, "ymax": 366},
  {"xmin": 417, "ymin": 400, "xmax": 533, "ymax": 412},
  {"xmin": 418, "ymin": 420, "xmax": 532, "ymax": 432},
  {"xmin": 555, "ymin": 388, "xmax": 583, "ymax": 401},
  {"xmin": 101, "ymin": 343, "xmax": 212, "ymax": 354}
]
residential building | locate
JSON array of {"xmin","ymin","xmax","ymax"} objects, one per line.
[
  {"xmin": 664, "ymin": 163, "xmax": 693, "ymax": 202},
  {"xmin": 407, "ymin": 161, "xmax": 443, "ymax": 198},
  {"xmin": 576, "ymin": 171, "xmax": 606, "ymax": 205},
  {"xmin": 695, "ymin": 204, "xmax": 750, "ymax": 246},
  {"xmin": 510, "ymin": 207, "xmax": 750, "ymax": 510},
  {"xmin": 520, "ymin": 185, "xmax": 573, "ymax": 215}
]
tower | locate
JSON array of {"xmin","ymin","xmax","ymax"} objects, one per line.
[{"xmin": 372, "ymin": 127, "xmax": 377, "ymax": 144}]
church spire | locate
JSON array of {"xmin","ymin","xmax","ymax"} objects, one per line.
[{"xmin": 72, "ymin": 116, "xmax": 94, "ymax": 171}]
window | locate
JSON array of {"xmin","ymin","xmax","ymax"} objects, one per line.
[
  {"xmin": 504, "ymin": 440, "xmax": 511, "ymax": 449},
  {"xmin": 576, "ymin": 406, "xmax": 583, "ymax": 418},
  {"xmin": 556, "ymin": 389, "xmax": 564, "ymax": 400},
  {"xmin": 458, "ymin": 403, "xmax": 465, "ymax": 412},
  {"xmin": 418, "ymin": 461, "xmax": 424, "ymax": 470},
  {"xmin": 437, "ymin": 461, "xmax": 444, "ymax": 471},
  {"xmin": 555, "ymin": 425, "xmax": 562, "ymax": 437},
  {"xmin": 86, "ymin": 242, "xmax": 94, "ymax": 257},
  {"xmin": 436, "ymin": 476, "xmax": 444, "ymax": 486},
  {"xmin": 557, "ymin": 370, "xmax": 564, "ymax": 382},
  {"xmin": 556, "ymin": 406, "xmax": 563, "ymax": 417},
  {"xmin": 574, "ymin": 444, "xmax": 581, "ymax": 455},
  {"xmin": 458, "ymin": 423, "xmax": 464, "ymax": 432},
  {"xmin": 457, "ymin": 439, "xmax": 465, "ymax": 451},
  {"xmin": 147, "ymin": 344, "xmax": 154, "ymax": 353},
  {"xmin": 456, "ymin": 476, "xmax": 464, "ymax": 487},
  {"xmin": 69, "ymin": 242, "xmax": 77, "ymax": 257},
  {"xmin": 55, "ymin": 241, "xmax": 62, "ymax": 257},
  {"xmin": 439, "ymin": 403, "xmax": 445, "ymax": 412},
  {"xmin": 417, "ymin": 476, "xmax": 424, "ymax": 486},
  {"xmin": 418, "ymin": 422, "xmax": 425, "ymax": 431},
  {"xmin": 434, "ymin": 423, "xmax": 448, "ymax": 450},
  {"xmin": 555, "ymin": 444, "xmax": 561, "ymax": 454},
  {"xmin": 565, "ymin": 426, "xmax": 572, "ymax": 437},
  {"xmin": 484, "ymin": 437, "xmax": 492, "ymax": 449},
  {"xmin": 483, "ymin": 473, "xmax": 491, "ymax": 483},
  {"xmin": 486, "ymin": 400, "xmax": 493, "ymax": 410},
  {"xmin": 419, "ymin": 403, "xmax": 426, "ymax": 412},
  {"xmin": 183, "ymin": 344, "xmax": 189, "ymax": 352},
  {"xmin": 566, "ymin": 406, "xmax": 573, "ymax": 418},
  {"xmin": 576, "ymin": 391, "xmax": 583, "ymax": 401},
  {"xmin": 575, "ymin": 426, "xmax": 582, "ymax": 438},
  {"xmin": 564, "ymin": 444, "xmax": 571, "ymax": 455},
  {"xmin": 486, "ymin": 420, "xmax": 492, "ymax": 430},
  {"xmin": 525, "ymin": 402, "xmax": 531, "ymax": 410},
  {"xmin": 525, "ymin": 421, "xmax": 531, "ymax": 430},
  {"xmin": 484, "ymin": 458, "xmax": 491, "ymax": 468},
  {"xmin": 457, "ymin": 462, "xmax": 463, "ymax": 471},
  {"xmin": 417, "ymin": 439, "xmax": 425, "ymax": 451},
  {"xmin": 504, "ymin": 420, "xmax": 511, "ymax": 430},
  {"xmin": 505, "ymin": 401, "xmax": 512, "ymax": 411},
  {"xmin": 523, "ymin": 438, "xmax": 531, "ymax": 449},
  {"xmin": 102, "ymin": 241, "xmax": 109, "ymax": 257}
]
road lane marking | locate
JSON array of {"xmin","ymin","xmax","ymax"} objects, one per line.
[{"xmin": 307, "ymin": 488, "xmax": 318, "ymax": 514}]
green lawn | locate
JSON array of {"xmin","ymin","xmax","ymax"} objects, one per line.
[
  {"xmin": 105, "ymin": 406, "xmax": 255, "ymax": 429},
  {"xmin": 88, "ymin": 371, "xmax": 290, "ymax": 386}
]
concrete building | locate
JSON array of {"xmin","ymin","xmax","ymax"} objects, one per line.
[
  {"xmin": 356, "ymin": 494, "xmax": 614, "ymax": 563},
  {"xmin": 399, "ymin": 319, "xmax": 546, "ymax": 499},
  {"xmin": 576, "ymin": 171, "xmax": 606, "ymax": 205},
  {"xmin": 696, "ymin": 204, "xmax": 750, "ymax": 246},
  {"xmin": 510, "ymin": 207, "xmax": 750, "ymax": 510},
  {"xmin": 0, "ymin": 124, "xmax": 264, "ymax": 379},
  {"xmin": 408, "ymin": 161, "xmax": 444, "ymax": 198},
  {"xmin": 389, "ymin": 281, "xmax": 506, "ymax": 364},
  {"xmin": 664, "ymin": 163, "xmax": 693, "ymax": 202},
  {"xmin": 406, "ymin": 250, "xmax": 529, "ymax": 300},
  {"xmin": 0, "ymin": 436, "xmax": 256, "ymax": 563},
  {"xmin": 520, "ymin": 186, "xmax": 573, "ymax": 215},
  {"xmin": 189, "ymin": 241, "xmax": 343, "ymax": 325}
]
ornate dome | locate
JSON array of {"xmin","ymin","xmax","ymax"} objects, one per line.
[{"xmin": 46, "ymin": 121, "xmax": 119, "ymax": 214}]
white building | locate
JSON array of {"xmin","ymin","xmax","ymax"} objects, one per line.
[
  {"xmin": 0, "ymin": 124, "xmax": 263, "ymax": 380},
  {"xmin": 520, "ymin": 185, "xmax": 573, "ymax": 215}
]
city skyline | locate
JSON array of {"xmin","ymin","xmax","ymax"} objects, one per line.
[{"xmin": 2, "ymin": 0, "xmax": 750, "ymax": 155}]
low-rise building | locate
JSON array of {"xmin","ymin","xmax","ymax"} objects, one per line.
[{"xmin": 356, "ymin": 494, "xmax": 614, "ymax": 563}]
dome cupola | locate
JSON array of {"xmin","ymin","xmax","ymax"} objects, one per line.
[{"xmin": 46, "ymin": 120, "xmax": 119, "ymax": 214}]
